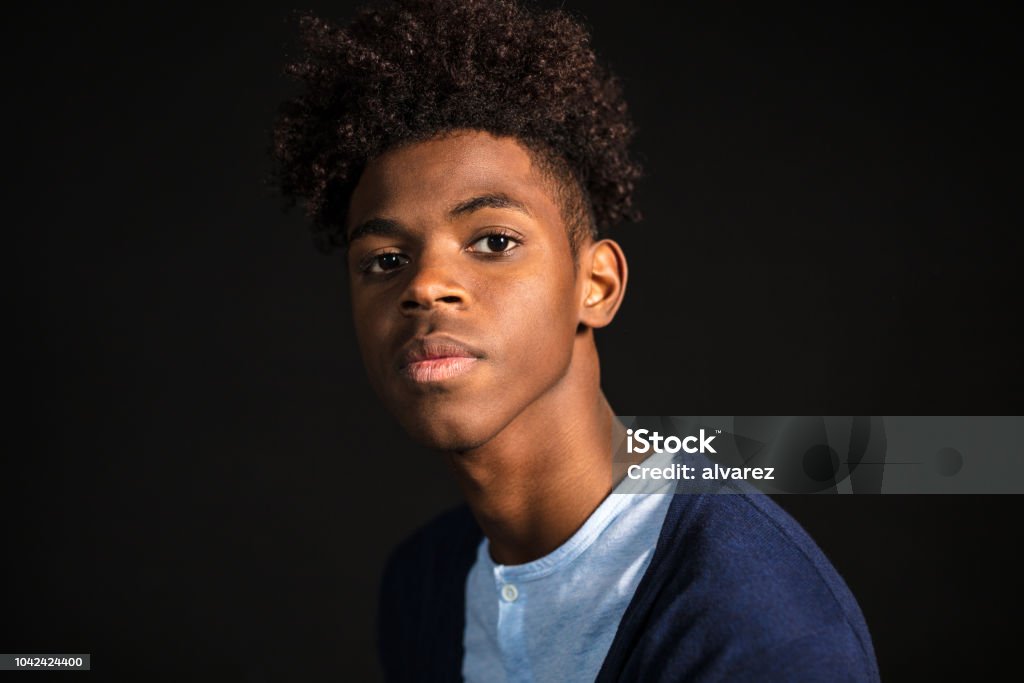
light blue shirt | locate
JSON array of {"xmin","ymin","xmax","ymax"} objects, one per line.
[{"xmin": 462, "ymin": 458, "xmax": 676, "ymax": 683}]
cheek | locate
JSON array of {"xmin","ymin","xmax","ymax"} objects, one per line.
[
  {"xmin": 350, "ymin": 295, "xmax": 393, "ymax": 369},
  {"xmin": 489, "ymin": 270, "xmax": 578, "ymax": 370}
]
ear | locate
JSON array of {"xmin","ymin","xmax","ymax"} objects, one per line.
[{"xmin": 578, "ymin": 239, "xmax": 628, "ymax": 329}]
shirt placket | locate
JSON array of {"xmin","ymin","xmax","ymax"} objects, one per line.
[{"xmin": 493, "ymin": 566, "xmax": 533, "ymax": 683}]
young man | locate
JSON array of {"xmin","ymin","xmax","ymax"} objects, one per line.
[{"xmin": 271, "ymin": 1, "xmax": 880, "ymax": 680}]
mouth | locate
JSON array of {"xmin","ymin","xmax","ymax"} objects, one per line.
[{"xmin": 397, "ymin": 335, "xmax": 484, "ymax": 384}]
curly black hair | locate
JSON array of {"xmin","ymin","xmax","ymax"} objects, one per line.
[{"xmin": 270, "ymin": 0, "xmax": 642, "ymax": 255}]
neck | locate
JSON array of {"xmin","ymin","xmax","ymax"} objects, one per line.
[{"xmin": 441, "ymin": 334, "xmax": 631, "ymax": 566}]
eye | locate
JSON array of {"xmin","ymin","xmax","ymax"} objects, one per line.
[
  {"xmin": 469, "ymin": 232, "xmax": 522, "ymax": 255},
  {"xmin": 363, "ymin": 252, "xmax": 410, "ymax": 274}
]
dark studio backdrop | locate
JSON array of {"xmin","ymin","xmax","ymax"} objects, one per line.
[{"xmin": 4, "ymin": 1, "xmax": 1020, "ymax": 680}]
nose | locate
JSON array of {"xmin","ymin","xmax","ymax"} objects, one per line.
[{"xmin": 399, "ymin": 253, "xmax": 468, "ymax": 313}]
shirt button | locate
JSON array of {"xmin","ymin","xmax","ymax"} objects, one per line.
[{"xmin": 500, "ymin": 584, "xmax": 519, "ymax": 602}]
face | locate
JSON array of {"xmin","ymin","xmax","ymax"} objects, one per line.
[{"xmin": 345, "ymin": 130, "xmax": 587, "ymax": 450}]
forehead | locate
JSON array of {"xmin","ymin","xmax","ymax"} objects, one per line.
[{"xmin": 347, "ymin": 131, "xmax": 562, "ymax": 233}]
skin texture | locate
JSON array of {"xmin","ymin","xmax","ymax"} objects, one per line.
[{"xmin": 346, "ymin": 130, "xmax": 634, "ymax": 564}]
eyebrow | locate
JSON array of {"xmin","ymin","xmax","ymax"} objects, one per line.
[
  {"xmin": 347, "ymin": 217, "xmax": 407, "ymax": 245},
  {"xmin": 347, "ymin": 193, "xmax": 531, "ymax": 245},
  {"xmin": 449, "ymin": 193, "xmax": 532, "ymax": 218}
]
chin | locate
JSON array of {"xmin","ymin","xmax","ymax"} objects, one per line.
[{"xmin": 395, "ymin": 404, "xmax": 501, "ymax": 452}]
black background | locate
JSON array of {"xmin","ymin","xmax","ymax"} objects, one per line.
[{"xmin": 4, "ymin": 1, "xmax": 1020, "ymax": 680}]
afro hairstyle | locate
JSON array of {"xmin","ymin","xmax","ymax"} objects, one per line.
[{"xmin": 270, "ymin": 0, "xmax": 642, "ymax": 255}]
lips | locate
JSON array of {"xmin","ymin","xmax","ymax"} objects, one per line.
[{"xmin": 398, "ymin": 335, "xmax": 484, "ymax": 383}]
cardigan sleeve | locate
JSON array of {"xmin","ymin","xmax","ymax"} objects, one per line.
[
  {"xmin": 596, "ymin": 492, "xmax": 880, "ymax": 682},
  {"xmin": 715, "ymin": 624, "xmax": 878, "ymax": 682},
  {"xmin": 616, "ymin": 619, "xmax": 879, "ymax": 682}
]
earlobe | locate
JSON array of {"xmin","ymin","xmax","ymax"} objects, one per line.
[{"xmin": 579, "ymin": 239, "xmax": 628, "ymax": 329}]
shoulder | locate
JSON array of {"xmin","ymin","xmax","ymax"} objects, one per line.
[
  {"xmin": 378, "ymin": 502, "xmax": 482, "ymax": 616},
  {"xmin": 376, "ymin": 503, "xmax": 482, "ymax": 681},
  {"xmin": 664, "ymin": 493, "xmax": 867, "ymax": 626},
  {"xmin": 381, "ymin": 502, "xmax": 481, "ymax": 587},
  {"xmin": 608, "ymin": 492, "xmax": 879, "ymax": 681}
]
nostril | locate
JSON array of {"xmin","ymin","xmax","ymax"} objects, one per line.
[{"xmin": 438, "ymin": 296, "xmax": 461, "ymax": 303}]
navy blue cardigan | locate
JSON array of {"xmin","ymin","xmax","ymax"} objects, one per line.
[{"xmin": 377, "ymin": 487, "xmax": 880, "ymax": 682}]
